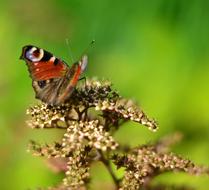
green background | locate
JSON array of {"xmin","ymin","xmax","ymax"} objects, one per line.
[{"xmin": 0, "ymin": 0, "xmax": 209, "ymax": 189}]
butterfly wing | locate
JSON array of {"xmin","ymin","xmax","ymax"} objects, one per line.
[
  {"xmin": 56, "ymin": 55, "xmax": 88, "ymax": 104},
  {"xmin": 20, "ymin": 45, "xmax": 68, "ymax": 81},
  {"xmin": 20, "ymin": 45, "xmax": 88, "ymax": 105},
  {"xmin": 33, "ymin": 55, "xmax": 88, "ymax": 105},
  {"xmin": 32, "ymin": 78, "xmax": 64, "ymax": 105}
]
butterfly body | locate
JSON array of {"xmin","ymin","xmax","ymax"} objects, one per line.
[{"xmin": 20, "ymin": 45, "xmax": 87, "ymax": 105}]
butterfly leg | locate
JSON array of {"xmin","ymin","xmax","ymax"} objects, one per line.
[
  {"xmin": 79, "ymin": 76, "xmax": 86, "ymax": 81},
  {"xmin": 79, "ymin": 77, "xmax": 87, "ymax": 88}
]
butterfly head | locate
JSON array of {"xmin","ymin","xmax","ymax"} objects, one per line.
[{"xmin": 20, "ymin": 45, "xmax": 44, "ymax": 62}]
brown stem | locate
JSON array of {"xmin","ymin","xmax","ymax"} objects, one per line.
[
  {"xmin": 98, "ymin": 150, "xmax": 120, "ymax": 189},
  {"xmin": 74, "ymin": 107, "xmax": 82, "ymax": 120}
]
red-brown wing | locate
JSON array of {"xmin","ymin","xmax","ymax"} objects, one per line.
[
  {"xmin": 30, "ymin": 63, "xmax": 81, "ymax": 105},
  {"xmin": 20, "ymin": 45, "xmax": 88, "ymax": 105},
  {"xmin": 56, "ymin": 55, "xmax": 88, "ymax": 104},
  {"xmin": 31, "ymin": 56, "xmax": 87, "ymax": 105},
  {"xmin": 20, "ymin": 45, "xmax": 68, "ymax": 81},
  {"xmin": 27, "ymin": 59, "xmax": 68, "ymax": 81}
]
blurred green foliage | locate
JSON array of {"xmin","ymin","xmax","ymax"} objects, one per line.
[{"xmin": 0, "ymin": 0, "xmax": 209, "ymax": 189}]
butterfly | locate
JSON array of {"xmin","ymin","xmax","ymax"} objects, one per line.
[{"xmin": 20, "ymin": 45, "xmax": 88, "ymax": 105}]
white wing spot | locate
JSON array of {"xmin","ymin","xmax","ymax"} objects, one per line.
[{"xmin": 50, "ymin": 56, "xmax": 55, "ymax": 62}]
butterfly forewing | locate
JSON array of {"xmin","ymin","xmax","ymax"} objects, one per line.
[{"xmin": 20, "ymin": 45, "xmax": 68, "ymax": 81}]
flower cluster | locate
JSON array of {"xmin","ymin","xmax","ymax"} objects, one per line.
[
  {"xmin": 26, "ymin": 79, "xmax": 208, "ymax": 190},
  {"xmin": 27, "ymin": 79, "xmax": 157, "ymax": 131},
  {"xmin": 112, "ymin": 134, "xmax": 209, "ymax": 190},
  {"xmin": 63, "ymin": 147, "xmax": 90, "ymax": 188},
  {"xmin": 62, "ymin": 120, "xmax": 118, "ymax": 152}
]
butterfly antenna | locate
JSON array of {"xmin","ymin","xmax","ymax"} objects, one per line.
[
  {"xmin": 80, "ymin": 39, "xmax": 95, "ymax": 57},
  {"xmin": 65, "ymin": 38, "xmax": 74, "ymax": 63}
]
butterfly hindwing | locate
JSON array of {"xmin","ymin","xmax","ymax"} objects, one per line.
[{"xmin": 32, "ymin": 78, "xmax": 64, "ymax": 105}]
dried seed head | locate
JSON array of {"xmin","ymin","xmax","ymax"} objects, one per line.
[
  {"xmin": 26, "ymin": 78, "xmax": 161, "ymax": 189},
  {"xmin": 62, "ymin": 120, "xmax": 118, "ymax": 153},
  {"xmin": 27, "ymin": 79, "xmax": 158, "ymax": 131},
  {"xmin": 114, "ymin": 142, "xmax": 209, "ymax": 189},
  {"xmin": 63, "ymin": 148, "xmax": 90, "ymax": 189}
]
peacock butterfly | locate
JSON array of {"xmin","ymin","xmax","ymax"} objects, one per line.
[{"xmin": 20, "ymin": 45, "xmax": 88, "ymax": 105}]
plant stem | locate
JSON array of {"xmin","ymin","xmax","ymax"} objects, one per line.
[{"xmin": 98, "ymin": 150, "xmax": 120, "ymax": 189}]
